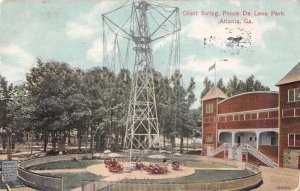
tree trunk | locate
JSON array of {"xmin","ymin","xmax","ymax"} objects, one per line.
[
  {"xmin": 90, "ymin": 129, "xmax": 94, "ymax": 151},
  {"xmin": 95, "ymin": 133, "xmax": 100, "ymax": 150},
  {"xmin": 51, "ymin": 132, "xmax": 57, "ymax": 149},
  {"xmin": 68, "ymin": 131, "xmax": 71, "ymax": 145},
  {"xmin": 171, "ymin": 135, "xmax": 174, "ymax": 153},
  {"xmin": 78, "ymin": 129, "xmax": 82, "ymax": 151},
  {"xmin": 85, "ymin": 129, "xmax": 88, "ymax": 153},
  {"xmin": 2, "ymin": 136, "xmax": 6, "ymax": 150},
  {"xmin": 7, "ymin": 131, "xmax": 12, "ymax": 160},
  {"xmin": 43, "ymin": 132, "xmax": 48, "ymax": 152},
  {"xmin": 186, "ymin": 137, "xmax": 189, "ymax": 152},
  {"xmin": 180, "ymin": 136, "xmax": 184, "ymax": 154},
  {"xmin": 12, "ymin": 135, "xmax": 15, "ymax": 150},
  {"xmin": 62, "ymin": 131, "xmax": 67, "ymax": 151},
  {"xmin": 163, "ymin": 134, "xmax": 166, "ymax": 149}
]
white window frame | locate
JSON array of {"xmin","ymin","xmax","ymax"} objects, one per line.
[
  {"xmin": 296, "ymin": 88, "xmax": 300, "ymax": 101},
  {"xmin": 288, "ymin": 88, "xmax": 300, "ymax": 102},
  {"xmin": 206, "ymin": 134, "xmax": 212, "ymax": 143},
  {"xmin": 206, "ymin": 103, "xmax": 213, "ymax": 113},
  {"xmin": 288, "ymin": 133, "xmax": 300, "ymax": 147}
]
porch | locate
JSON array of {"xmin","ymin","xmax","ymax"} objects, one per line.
[{"xmin": 218, "ymin": 128, "xmax": 279, "ymax": 163}]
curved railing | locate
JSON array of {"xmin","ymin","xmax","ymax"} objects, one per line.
[
  {"xmin": 82, "ymin": 162, "xmax": 262, "ymax": 191},
  {"xmin": 18, "ymin": 154, "xmax": 92, "ymax": 191}
]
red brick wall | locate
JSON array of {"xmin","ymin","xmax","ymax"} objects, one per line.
[
  {"xmin": 258, "ymin": 145, "xmax": 278, "ymax": 163},
  {"xmin": 218, "ymin": 92, "xmax": 278, "ymax": 114},
  {"xmin": 248, "ymin": 153, "xmax": 267, "ymax": 166},
  {"xmin": 215, "ymin": 151, "xmax": 224, "ymax": 158},
  {"xmin": 279, "ymin": 82, "xmax": 300, "ymax": 167},
  {"xmin": 202, "ymin": 98, "xmax": 225, "ymax": 155},
  {"xmin": 218, "ymin": 119, "xmax": 278, "ymax": 130}
]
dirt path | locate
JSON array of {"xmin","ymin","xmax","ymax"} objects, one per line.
[
  {"xmin": 253, "ymin": 166, "xmax": 299, "ymax": 191},
  {"xmin": 86, "ymin": 162, "xmax": 195, "ymax": 181}
]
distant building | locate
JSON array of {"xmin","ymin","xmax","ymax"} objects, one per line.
[{"xmin": 202, "ymin": 62, "xmax": 300, "ymax": 169}]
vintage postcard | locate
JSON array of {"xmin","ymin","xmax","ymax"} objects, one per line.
[{"xmin": 0, "ymin": 0, "xmax": 299, "ymax": 190}]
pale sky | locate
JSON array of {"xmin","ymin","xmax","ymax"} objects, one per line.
[{"xmin": 0, "ymin": 0, "xmax": 299, "ymax": 108}]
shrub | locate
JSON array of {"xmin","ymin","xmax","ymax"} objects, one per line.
[{"xmin": 46, "ymin": 150, "xmax": 59, "ymax": 156}]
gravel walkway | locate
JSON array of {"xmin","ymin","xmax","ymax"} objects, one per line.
[
  {"xmin": 253, "ymin": 166, "xmax": 299, "ymax": 191},
  {"xmin": 86, "ymin": 162, "xmax": 195, "ymax": 181}
]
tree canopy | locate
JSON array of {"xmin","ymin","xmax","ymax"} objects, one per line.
[
  {"xmin": 0, "ymin": 59, "xmax": 200, "ymax": 154},
  {"xmin": 201, "ymin": 75, "xmax": 270, "ymax": 99}
]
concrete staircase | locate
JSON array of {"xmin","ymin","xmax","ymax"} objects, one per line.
[
  {"xmin": 243, "ymin": 144, "xmax": 278, "ymax": 168},
  {"xmin": 208, "ymin": 143, "xmax": 278, "ymax": 168}
]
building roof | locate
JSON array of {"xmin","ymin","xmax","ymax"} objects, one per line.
[
  {"xmin": 276, "ymin": 62, "xmax": 300, "ymax": 86},
  {"xmin": 202, "ymin": 86, "xmax": 227, "ymax": 101},
  {"xmin": 218, "ymin": 91, "xmax": 278, "ymax": 105}
]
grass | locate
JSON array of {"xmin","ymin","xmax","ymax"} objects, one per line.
[
  {"xmin": 41, "ymin": 172, "xmax": 103, "ymax": 191},
  {"xmin": 183, "ymin": 161, "xmax": 234, "ymax": 168},
  {"xmin": 27, "ymin": 159, "xmax": 102, "ymax": 170},
  {"xmin": 166, "ymin": 170, "xmax": 254, "ymax": 183},
  {"xmin": 122, "ymin": 170, "xmax": 254, "ymax": 184}
]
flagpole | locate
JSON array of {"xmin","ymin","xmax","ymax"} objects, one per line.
[{"xmin": 215, "ymin": 61, "xmax": 216, "ymax": 86}]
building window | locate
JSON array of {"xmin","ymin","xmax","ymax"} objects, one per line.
[
  {"xmin": 271, "ymin": 136, "xmax": 277, "ymax": 145},
  {"xmin": 288, "ymin": 88, "xmax": 300, "ymax": 102},
  {"xmin": 239, "ymin": 114, "xmax": 245, "ymax": 121},
  {"xmin": 288, "ymin": 134, "xmax": 300, "ymax": 147},
  {"xmin": 206, "ymin": 103, "xmax": 213, "ymax": 113},
  {"xmin": 206, "ymin": 134, "xmax": 212, "ymax": 143}
]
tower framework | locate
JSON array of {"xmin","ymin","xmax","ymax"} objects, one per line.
[{"xmin": 102, "ymin": 1, "xmax": 181, "ymax": 161}]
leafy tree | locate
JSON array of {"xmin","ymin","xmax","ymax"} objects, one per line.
[
  {"xmin": 217, "ymin": 79, "xmax": 226, "ymax": 93},
  {"xmin": 202, "ymin": 74, "xmax": 271, "ymax": 98},
  {"xmin": 0, "ymin": 75, "xmax": 14, "ymax": 159},
  {"xmin": 26, "ymin": 59, "xmax": 75, "ymax": 151},
  {"xmin": 200, "ymin": 77, "xmax": 214, "ymax": 98},
  {"xmin": 226, "ymin": 75, "xmax": 240, "ymax": 96}
]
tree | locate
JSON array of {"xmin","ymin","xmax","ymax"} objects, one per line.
[
  {"xmin": 226, "ymin": 75, "xmax": 240, "ymax": 96},
  {"xmin": 26, "ymin": 59, "xmax": 75, "ymax": 151},
  {"xmin": 0, "ymin": 75, "xmax": 14, "ymax": 160},
  {"xmin": 200, "ymin": 77, "xmax": 214, "ymax": 98},
  {"xmin": 226, "ymin": 74, "xmax": 270, "ymax": 96},
  {"xmin": 170, "ymin": 71, "xmax": 197, "ymax": 153},
  {"xmin": 217, "ymin": 79, "xmax": 226, "ymax": 93}
]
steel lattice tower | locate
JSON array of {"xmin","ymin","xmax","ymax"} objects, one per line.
[
  {"xmin": 124, "ymin": 1, "xmax": 159, "ymax": 161},
  {"xmin": 102, "ymin": 1, "xmax": 180, "ymax": 162}
]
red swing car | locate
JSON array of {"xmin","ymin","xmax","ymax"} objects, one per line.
[
  {"xmin": 104, "ymin": 158, "xmax": 123, "ymax": 172},
  {"xmin": 172, "ymin": 161, "xmax": 180, "ymax": 170}
]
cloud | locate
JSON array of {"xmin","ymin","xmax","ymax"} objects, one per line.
[
  {"xmin": 0, "ymin": 0, "xmax": 4, "ymax": 15},
  {"xmin": 228, "ymin": 0, "xmax": 241, "ymax": 6},
  {"xmin": 181, "ymin": 56, "xmax": 260, "ymax": 75},
  {"xmin": 86, "ymin": 31, "xmax": 115, "ymax": 63},
  {"xmin": 65, "ymin": 1, "xmax": 120, "ymax": 62},
  {"xmin": 66, "ymin": 22, "xmax": 96, "ymax": 40},
  {"xmin": 152, "ymin": 35, "xmax": 173, "ymax": 50},
  {"xmin": 87, "ymin": 39, "xmax": 102, "ymax": 63},
  {"xmin": 0, "ymin": 45, "xmax": 35, "ymax": 82}
]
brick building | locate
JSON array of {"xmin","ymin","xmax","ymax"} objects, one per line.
[{"xmin": 202, "ymin": 62, "xmax": 300, "ymax": 168}]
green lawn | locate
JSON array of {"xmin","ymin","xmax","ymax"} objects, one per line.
[
  {"xmin": 173, "ymin": 170, "xmax": 254, "ymax": 183},
  {"xmin": 41, "ymin": 172, "xmax": 103, "ymax": 191},
  {"xmin": 183, "ymin": 161, "xmax": 235, "ymax": 168},
  {"xmin": 27, "ymin": 159, "xmax": 102, "ymax": 170},
  {"xmin": 121, "ymin": 170, "xmax": 254, "ymax": 184}
]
